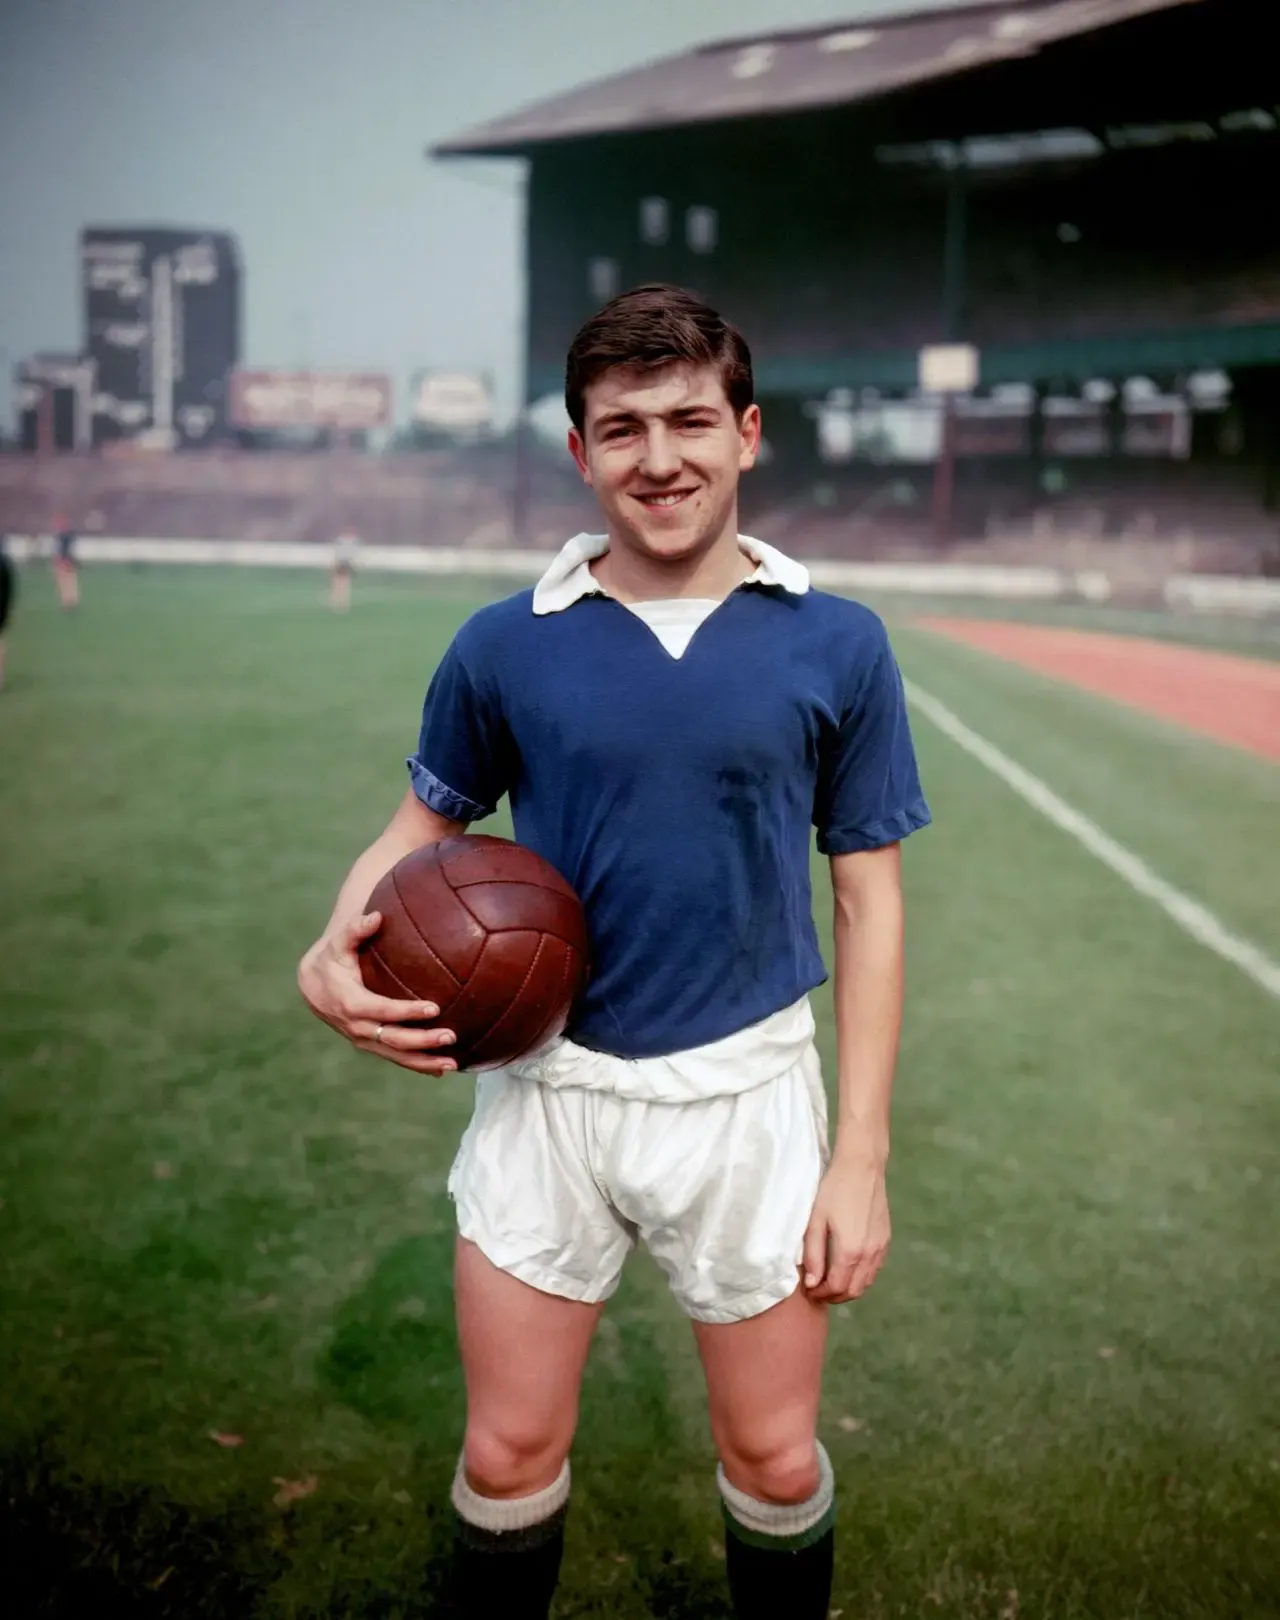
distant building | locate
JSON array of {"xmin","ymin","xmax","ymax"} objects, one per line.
[
  {"xmin": 82, "ymin": 226, "xmax": 241, "ymax": 448},
  {"xmin": 15, "ymin": 354, "xmax": 96, "ymax": 451}
]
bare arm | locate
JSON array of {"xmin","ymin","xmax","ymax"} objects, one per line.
[
  {"xmin": 297, "ymin": 788, "xmax": 465, "ymax": 1074},
  {"xmin": 829, "ymin": 842, "xmax": 903, "ymax": 1167},
  {"xmin": 314, "ymin": 789, "xmax": 460, "ymax": 947},
  {"xmin": 802, "ymin": 842, "xmax": 904, "ymax": 1303}
]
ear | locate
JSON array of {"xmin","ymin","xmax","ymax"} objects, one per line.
[
  {"xmin": 568, "ymin": 426, "xmax": 592, "ymax": 485},
  {"xmin": 738, "ymin": 403, "xmax": 762, "ymax": 472}
]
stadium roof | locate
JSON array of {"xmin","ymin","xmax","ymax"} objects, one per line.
[{"xmin": 433, "ymin": 0, "xmax": 1205, "ymax": 157}]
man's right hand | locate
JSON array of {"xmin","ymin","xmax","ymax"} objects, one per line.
[{"xmin": 298, "ymin": 911, "xmax": 458, "ymax": 1075}]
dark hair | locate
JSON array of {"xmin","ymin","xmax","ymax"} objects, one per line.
[{"xmin": 564, "ymin": 283, "xmax": 753, "ymax": 433}]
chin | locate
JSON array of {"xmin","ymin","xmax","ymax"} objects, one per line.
[
  {"xmin": 636, "ymin": 528, "xmax": 704, "ymax": 560},
  {"xmin": 618, "ymin": 511, "xmax": 718, "ymax": 561}
]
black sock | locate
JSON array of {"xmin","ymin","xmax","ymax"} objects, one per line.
[
  {"xmin": 718, "ymin": 1445, "xmax": 836, "ymax": 1620},
  {"xmin": 724, "ymin": 1518, "xmax": 835, "ymax": 1620},
  {"xmin": 443, "ymin": 1505, "xmax": 567, "ymax": 1618}
]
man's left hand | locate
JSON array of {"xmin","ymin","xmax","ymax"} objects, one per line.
[{"xmin": 801, "ymin": 1154, "xmax": 890, "ymax": 1304}]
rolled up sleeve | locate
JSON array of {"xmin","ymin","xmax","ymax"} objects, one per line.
[{"xmin": 406, "ymin": 639, "xmax": 512, "ymax": 823}]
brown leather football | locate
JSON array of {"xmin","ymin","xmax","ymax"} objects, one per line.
[{"xmin": 358, "ymin": 834, "xmax": 590, "ymax": 1071}]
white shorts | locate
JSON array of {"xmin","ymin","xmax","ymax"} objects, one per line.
[{"xmin": 447, "ymin": 1043, "xmax": 829, "ymax": 1324}]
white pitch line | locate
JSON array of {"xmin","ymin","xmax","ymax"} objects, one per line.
[{"xmin": 905, "ymin": 680, "xmax": 1280, "ymax": 1002}]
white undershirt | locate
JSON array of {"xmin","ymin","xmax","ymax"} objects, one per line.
[{"xmin": 620, "ymin": 597, "xmax": 721, "ymax": 659}]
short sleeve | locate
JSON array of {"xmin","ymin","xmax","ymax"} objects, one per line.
[
  {"xmin": 813, "ymin": 621, "xmax": 931, "ymax": 855},
  {"xmin": 406, "ymin": 639, "xmax": 512, "ymax": 823}
]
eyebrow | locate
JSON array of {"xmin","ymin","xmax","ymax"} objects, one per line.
[{"xmin": 593, "ymin": 402, "xmax": 724, "ymax": 431}]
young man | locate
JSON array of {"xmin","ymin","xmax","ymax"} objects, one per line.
[
  {"xmin": 0, "ymin": 534, "xmax": 14, "ymax": 691},
  {"xmin": 330, "ymin": 525, "xmax": 360, "ymax": 612},
  {"xmin": 298, "ymin": 284, "xmax": 930, "ymax": 1618},
  {"xmin": 52, "ymin": 514, "xmax": 79, "ymax": 611}
]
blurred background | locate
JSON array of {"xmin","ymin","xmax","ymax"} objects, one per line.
[{"xmin": 3, "ymin": 0, "xmax": 1278, "ymax": 594}]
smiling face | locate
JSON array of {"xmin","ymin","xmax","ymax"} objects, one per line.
[{"xmin": 568, "ymin": 363, "xmax": 761, "ymax": 568}]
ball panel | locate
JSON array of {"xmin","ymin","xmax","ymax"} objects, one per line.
[
  {"xmin": 391, "ymin": 860, "xmax": 486, "ymax": 981},
  {"xmin": 442, "ymin": 839, "xmax": 578, "ymax": 902},
  {"xmin": 440, "ymin": 927, "xmax": 542, "ymax": 1068},
  {"xmin": 453, "ymin": 880, "xmax": 590, "ymax": 949},
  {"xmin": 360, "ymin": 942, "xmax": 427, "ymax": 1003},
  {"xmin": 363, "ymin": 869, "xmax": 462, "ymax": 1000},
  {"xmin": 497, "ymin": 935, "xmax": 585, "ymax": 1054},
  {"xmin": 466, "ymin": 933, "xmax": 586, "ymax": 1071},
  {"xmin": 358, "ymin": 924, "xmax": 461, "ymax": 1013}
]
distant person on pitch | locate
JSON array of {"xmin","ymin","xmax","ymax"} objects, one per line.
[
  {"xmin": 298, "ymin": 284, "xmax": 930, "ymax": 1620},
  {"xmin": 52, "ymin": 515, "xmax": 79, "ymax": 610},
  {"xmin": 331, "ymin": 527, "xmax": 360, "ymax": 611},
  {"xmin": 0, "ymin": 535, "xmax": 14, "ymax": 690}
]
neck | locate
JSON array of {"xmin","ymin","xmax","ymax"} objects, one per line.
[{"xmin": 592, "ymin": 522, "xmax": 751, "ymax": 604}]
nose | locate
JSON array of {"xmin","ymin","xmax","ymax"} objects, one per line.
[{"xmin": 638, "ymin": 424, "xmax": 681, "ymax": 481}]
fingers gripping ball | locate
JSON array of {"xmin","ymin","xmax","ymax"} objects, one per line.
[{"xmin": 359, "ymin": 835, "xmax": 590, "ymax": 1071}]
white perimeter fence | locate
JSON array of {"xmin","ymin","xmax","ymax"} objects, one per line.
[{"xmin": 6, "ymin": 534, "xmax": 1280, "ymax": 616}]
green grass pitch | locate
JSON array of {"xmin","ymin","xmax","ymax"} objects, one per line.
[{"xmin": 1, "ymin": 565, "xmax": 1278, "ymax": 1617}]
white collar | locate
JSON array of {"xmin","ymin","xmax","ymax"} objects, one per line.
[{"xmin": 531, "ymin": 532, "xmax": 810, "ymax": 615}]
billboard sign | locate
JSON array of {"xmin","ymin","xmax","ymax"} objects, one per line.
[
  {"xmin": 918, "ymin": 343, "xmax": 979, "ymax": 395},
  {"xmin": 229, "ymin": 369, "xmax": 393, "ymax": 431},
  {"xmin": 410, "ymin": 370, "xmax": 494, "ymax": 434}
]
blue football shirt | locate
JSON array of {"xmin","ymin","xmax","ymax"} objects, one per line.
[{"xmin": 408, "ymin": 548, "xmax": 930, "ymax": 1058}]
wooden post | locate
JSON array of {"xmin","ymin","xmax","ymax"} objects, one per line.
[
  {"xmin": 931, "ymin": 156, "xmax": 968, "ymax": 547},
  {"xmin": 932, "ymin": 396, "xmax": 956, "ymax": 546}
]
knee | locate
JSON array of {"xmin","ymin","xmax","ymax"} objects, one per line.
[
  {"xmin": 721, "ymin": 1438, "xmax": 820, "ymax": 1506},
  {"xmin": 463, "ymin": 1418, "xmax": 570, "ymax": 1499}
]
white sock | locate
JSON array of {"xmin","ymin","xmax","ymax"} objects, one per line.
[
  {"xmin": 717, "ymin": 1442, "xmax": 834, "ymax": 1541},
  {"xmin": 451, "ymin": 1455, "xmax": 571, "ymax": 1535}
]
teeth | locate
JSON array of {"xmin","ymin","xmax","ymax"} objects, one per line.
[{"xmin": 642, "ymin": 492, "xmax": 688, "ymax": 506}]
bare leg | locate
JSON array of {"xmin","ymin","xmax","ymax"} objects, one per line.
[
  {"xmin": 455, "ymin": 1235, "xmax": 603, "ymax": 1496},
  {"xmin": 693, "ymin": 1286, "xmax": 827, "ymax": 1502},
  {"xmin": 55, "ymin": 561, "xmax": 79, "ymax": 610},
  {"xmin": 449, "ymin": 1238, "xmax": 603, "ymax": 1616},
  {"xmin": 695, "ymin": 1288, "xmax": 833, "ymax": 1620}
]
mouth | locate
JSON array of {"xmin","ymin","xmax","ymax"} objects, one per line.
[{"xmin": 632, "ymin": 487, "xmax": 698, "ymax": 513}]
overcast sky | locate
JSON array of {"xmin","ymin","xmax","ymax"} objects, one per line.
[{"xmin": 0, "ymin": 0, "xmax": 974, "ymax": 422}]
